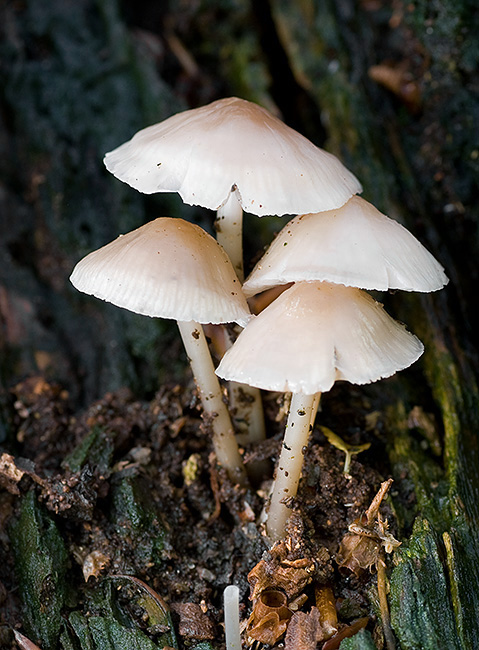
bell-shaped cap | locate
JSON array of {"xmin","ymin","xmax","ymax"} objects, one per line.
[
  {"xmin": 70, "ymin": 218, "xmax": 250, "ymax": 326},
  {"xmin": 243, "ymin": 196, "xmax": 448, "ymax": 297},
  {"xmin": 104, "ymin": 97, "xmax": 362, "ymax": 216},
  {"xmin": 216, "ymin": 281, "xmax": 423, "ymax": 394}
]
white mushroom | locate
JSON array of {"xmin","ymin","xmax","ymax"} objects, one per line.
[
  {"xmin": 216, "ymin": 281, "xmax": 424, "ymax": 539},
  {"xmin": 103, "ymin": 97, "xmax": 362, "ymax": 280},
  {"xmin": 70, "ymin": 218, "xmax": 250, "ymax": 486},
  {"xmin": 243, "ymin": 195, "xmax": 448, "ymax": 297}
]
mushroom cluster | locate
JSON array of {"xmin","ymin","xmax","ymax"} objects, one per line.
[
  {"xmin": 101, "ymin": 97, "xmax": 364, "ymax": 451},
  {"xmin": 71, "ymin": 96, "xmax": 448, "ymax": 543},
  {"xmin": 217, "ymin": 194, "xmax": 448, "ymax": 540}
]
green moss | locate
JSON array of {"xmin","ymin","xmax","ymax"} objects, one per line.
[
  {"xmin": 339, "ymin": 628, "xmax": 377, "ymax": 650},
  {"xmin": 389, "ymin": 518, "xmax": 462, "ymax": 650},
  {"xmin": 110, "ymin": 475, "xmax": 166, "ymax": 562},
  {"xmin": 63, "ymin": 426, "xmax": 115, "ymax": 474},
  {"xmin": 10, "ymin": 491, "xmax": 68, "ymax": 649}
]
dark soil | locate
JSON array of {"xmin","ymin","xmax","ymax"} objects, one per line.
[{"xmin": 0, "ymin": 373, "xmax": 398, "ymax": 649}]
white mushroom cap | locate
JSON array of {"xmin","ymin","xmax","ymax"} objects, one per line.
[
  {"xmin": 104, "ymin": 97, "xmax": 362, "ymax": 216},
  {"xmin": 216, "ymin": 281, "xmax": 424, "ymax": 394},
  {"xmin": 243, "ymin": 196, "xmax": 449, "ymax": 297},
  {"xmin": 70, "ymin": 218, "xmax": 250, "ymax": 326}
]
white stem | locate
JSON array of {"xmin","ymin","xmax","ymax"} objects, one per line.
[
  {"xmin": 310, "ymin": 392, "xmax": 321, "ymax": 430},
  {"xmin": 224, "ymin": 585, "xmax": 242, "ymax": 650},
  {"xmin": 223, "ymin": 328, "xmax": 266, "ymax": 445},
  {"xmin": 230, "ymin": 380, "xmax": 266, "ymax": 445},
  {"xmin": 177, "ymin": 320, "xmax": 248, "ymax": 486},
  {"xmin": 215, "ymin": 190, "xmax": 244, "ymax": 281},
  {"xmin": 266, "ymin": 392, "xmax": 319, "ymax": 541}
]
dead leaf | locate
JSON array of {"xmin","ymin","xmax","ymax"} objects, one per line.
[
  {"xmin": 285, "ymin": 607, "xmax": 328, "ymax": 649},
  {"xmin": 248, "ymin": 540, "xmax": 314, "ymax": 601},
  {"xmin": 336, "ymin": 479, "xmax": 400, "ymax": 577}
]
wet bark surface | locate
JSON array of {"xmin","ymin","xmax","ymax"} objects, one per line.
[{"xmin": 1, "ymin": 0, "xmax": 478, "ymax": 648}]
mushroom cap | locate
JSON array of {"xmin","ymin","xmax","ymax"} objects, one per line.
[
  {"xmin": 104, "ymin": 97, "xmax": 362, "ymax": 216},
  {"xmin": 70, "ymin": 218, "xmax": 250, "ymax": 326},
  {"xmin": 216, "ymin": 281, "xmax": 424, "ymax": 394},
  {"xmin": 242, "ymin": 196, "xmax": 449, "ymax": 297}
]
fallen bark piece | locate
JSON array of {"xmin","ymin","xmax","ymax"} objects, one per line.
[{"xmin": 170, "ymin": 602, "xmax": 216, "ymax": 640}]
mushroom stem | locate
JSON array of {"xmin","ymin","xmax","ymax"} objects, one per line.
[
  {"xmin": 223, "ymin": 327, "xmax": 266, "ymax": 446},
  {"xmin": 177, "ymin": 320, "xmax": 248, "ymax": 487},
  {"xmin": 310, "ymin": 392, "xmax": 321, "ymax": 430},
  {"xmin": 266, "ymin": 392, "xmax": 319, "ymax": 541},
  {"xmin": 215, "ymin": 190, "xmax": 244, "ymax": 281},
  {"xmin": 229, "ymin": 384, "xmax": 265, "ymax": 443}
]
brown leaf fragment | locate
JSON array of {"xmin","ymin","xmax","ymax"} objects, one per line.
[
  {"xmin": 336, "ymin": 529, "xmax": 382, "ymax": 577},
  {"xmin": 247, "ymin": 589, "xmax": 292, "ymax": 645},
  {"xmin": 368, "ymin": 61, "xmax": 422, "ymax": 112},
  {"xmin": 365, "ymin": 479, "xmax": 393, "ymax": 526},
  {"xmin": 0, "ymin": 452, "xmax": 46, "ymax": 495},
  {"xmin": 170, "ymin": 602, "xmax": 215, "ymax": 640},
  {"xmin": 377, "ymin": 556, "xmax": 396, "ymax": 650},
  {"xmin": 248, "ymin": 539, "xmax": 314, "ymax": 601},
  {"xmin": 285, "ymin": 607, "xmax": 328, "ymax": 650},
  {"xmin": 0, "ymin": 453, "xmax": 26, "ymax": 494},
  {"xmin": 336, "ymin": 479, "xmax": 400, "ymax": 577},
  {"xmin": 248, "ymin": 609, "xmax": 290, "ymax": 645},
  {"xmin": 82, "ymin": 550, "xmax": 110, "ymax": 581}
]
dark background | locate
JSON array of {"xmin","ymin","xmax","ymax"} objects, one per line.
[{"xmin": 1, "ymin": 0, "xmax": 478, "ymax": 404}]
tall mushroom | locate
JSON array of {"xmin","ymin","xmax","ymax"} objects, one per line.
[
  {"xmin": 103, "ymin": 97, "xmax": 362, "ymax": 281},
  {"xmin": 216, "ymin": 281, "xmax": 424, "ymax": 540},
  {"xmin": 70, "ymin": 218, "xmax": 250, "ymax": 486}
]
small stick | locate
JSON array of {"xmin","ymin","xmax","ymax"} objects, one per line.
[
  {"xmin": 377, "ymin": 555, "xmax": 396, "ymax": 650},
  {"xmin": 315, "ymin": 585, "xmax": 338, "ymax": 638}
]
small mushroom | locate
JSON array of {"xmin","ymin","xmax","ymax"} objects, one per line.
[
  {"xmin": 103, "ymin": 97, "xmax": 362, "ymax": 280},
  {"xmin": 216, "ymin": 281, "xmax": 424, "ymax": 539},
  {"xmin": 70, "ymin": 217, "xmax": 250, "ymax": 485},
  {"xmin": 223, "ymin": 585, "xmax": 242, "ymax": 650},
  {"xmin": 243, "ymin": 195, "xmax": 448, "ymax": 297}
]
